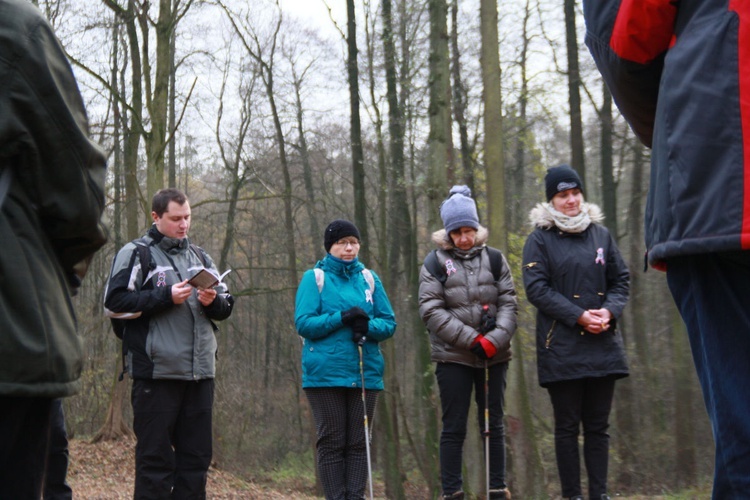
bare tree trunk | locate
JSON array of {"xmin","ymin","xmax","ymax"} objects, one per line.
[
  {"xmin": 363, "ymin": 0, "xmax": 388, "ymax": 271},
  {"xmin": 564, "ymin": 0, "xmax": 585, "ymax": 183},
  {"xmin": 121, "ymin": 0, "xmax": 144, "ymax": 233},
  {"xmin": 450, "ymin": 0, "xmax": 474, "ymax": 192},
  {"xmin": 168, "ymin": 19, "xmax": 176, "ymax": 188},
  {"xmin": 145, "ymin": 0, "xmax": 172, "ymax": 197},
  {"xmin": 423, "ymin": 1, "xmax": 453, "ymax": 495},
  {"xmin": 291, "ymin": 68, "xmax": 321, "ymax": 258},
  {"xmin": 616, "ymin": 139, "xmax": 646, "ymax": 489},
  {"xmin": 378, "ymin": 2, "xmax": 407, "ymax": 496},
  {"xmin": 214, "ymin": 50, "xmax": 255, "ymax": 276},
  {"xmin": 428, "ymin": 0, "xmax": 452, "ymax": 227},
  {"xmin": 347, "ymin": 0, "xmax": 370, "ymax": 263},
  {"xmin": 600, "ymin": 83, "xmax": 617, "ymax": 236},
  {"xmin": 93, "ymin": 18, "xmax": 134, "ymax": 442},
  {"xmin": 480, "ymin": 0, "xmax": 505, "ymax": 252},
  {"xmin": 510, "ymin": 0, "xmax": 532, "ymax": 233},
  {"xmin": 92, "ymin": 359, "xmax": 134, "ymax": 443},
  {"xmin": 508, "ymin": 334, "xmax": 545, "ymax": 497}
]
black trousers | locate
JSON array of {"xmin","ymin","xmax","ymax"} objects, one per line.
[
  {"xmin": 435, "ymin": 362, "xmax": 508, "ymax": 496},
  {"xmin": 44, "ymin": 399, "xmax": 73, "ymax": 500},
  {"xmin": 547, "ymin": 376, "xmax": 616, "ymax": 499},
  {"xmin": 0, "ymin": 396, "xmax": 54, "ymax": 500},
  {"xmin": 305, "ymin": 387, "xmax": 379, "ymax": 500},
  {"xmin": 132, "ymin": 378, "xmax": 214, "ymax": 500}
]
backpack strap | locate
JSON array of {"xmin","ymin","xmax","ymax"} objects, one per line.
[
  {"xmin": 423, "ymin": 249, "xmax": 447, "ymax": 284},
  {"xmin": 424, "ymin": 247, "xmax": 504, "ymax": 283},
  {"xmin": 361, "ymin": 268, "xmax": 375, "ymax": 294},
  {"xmin": 313, "ymin": 267, "xmax": 376, "ymax": 295},
  {"xmin": 189, "ymin": 243, "xmax": 209, "ymax": 267},
  {"xmin": 133, "ymin": 239, "xmax": 153, "ymax": 278},
  {"xmin": 314, "ymin": 268, "xmax": 325, "ymax": 293},
  {"xmin": 485, "ymin": 246, "xmax": 504, "ymax": 282}
]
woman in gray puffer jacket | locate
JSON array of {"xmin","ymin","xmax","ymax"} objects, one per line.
[{"xmin": 419, "ymin": 186, "xmax": 517, "ymax": 500}]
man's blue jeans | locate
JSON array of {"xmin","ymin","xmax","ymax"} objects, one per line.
[{"xmin": 667, "ymin": 251, "xmax": 750, "ymax": 499}]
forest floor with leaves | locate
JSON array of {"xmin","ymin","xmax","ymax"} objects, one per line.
[
  {"xmin": 67, "ymin": 437, "xmax": 321, "ymax": 499},
  {"xmin": 67, "ymin": 437, "xmax": 707, "ymax": 499}
]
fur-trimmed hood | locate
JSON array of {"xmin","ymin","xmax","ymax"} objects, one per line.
[
  {"xmin": 528, "ymin": 202, "xmax": 604, "ymax": 230},
  {"xmin": 431, "ymin": 225, "xmax": 490, "ymax": 251}
]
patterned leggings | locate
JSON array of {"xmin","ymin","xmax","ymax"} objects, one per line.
[{"xmin": 305, "ymin": 387, "xmax": 379, "ymax": 500}]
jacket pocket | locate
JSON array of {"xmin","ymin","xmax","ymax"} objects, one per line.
[{"xmin": 545, "ymin": 320, "xmax": 557, "ymax": 349}]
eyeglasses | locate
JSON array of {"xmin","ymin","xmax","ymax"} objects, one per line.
[{"xmin": 334, "ymin": 239, "xmax": 360, "ymax": 247}]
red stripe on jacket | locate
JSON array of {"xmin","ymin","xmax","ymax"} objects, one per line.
[
  {"xmin": 730, "ymin": 0, "xmax": 750, "ymax": 248},
  {"xmin": 610, "ymin": 0, "xmax": 677, "ymax": 64}
]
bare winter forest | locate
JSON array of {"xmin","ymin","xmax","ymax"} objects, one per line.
[{"xmin": 31, "ymin": 0, "xmax": 714, "ymax": 497}]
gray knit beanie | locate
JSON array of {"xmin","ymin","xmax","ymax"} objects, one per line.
[{"xmin": 439, "ymin": 185, "xmax": 479, "ymax": 233}]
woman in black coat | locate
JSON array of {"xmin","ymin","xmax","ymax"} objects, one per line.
[{"xmin": 522, "ymin": 165, "xmax": 629, "ymax": 500}]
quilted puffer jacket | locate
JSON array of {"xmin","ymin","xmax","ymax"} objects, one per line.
[{"xmin": 419, "ymin": 226, "xmax": 518, "ymax": 368}]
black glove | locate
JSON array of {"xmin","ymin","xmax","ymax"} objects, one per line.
[
  {"xmin": 470, "ymin": 342, "xmax": 489, "ymax": 360},
  {"xmin": 479, "ymin": 312, "xmax": 496, "ymax": 334},
  {"xmin": 341, "ymin": 306, "xmax": 368, "ymax": 326},
  {"xmin": 351, "ymin": 316, "xmax": 370, "ymax": 345},
  {"xmin": 470, "ymin": 335, "xmax": 497, "ymax": 359}
]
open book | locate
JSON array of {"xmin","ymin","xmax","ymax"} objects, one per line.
[{"xmin": 188, "ymin": 267, "xmax": 231, "ymax": 290}]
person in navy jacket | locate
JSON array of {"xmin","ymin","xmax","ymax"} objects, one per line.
[
  {"xmin": 523, "ymin": 166, "xmax": 629, "ymax": 500},
  {"xmin": 583, "ymin": 2, "xmax": 750, "ymax": 496},
  {"xmin": 295, "ymin": 219, "xmax": 396, "ymax": 500}
]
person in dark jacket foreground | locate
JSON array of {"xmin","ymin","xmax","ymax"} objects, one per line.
[
  {"xmin": 522, "ymin": 166, "xmax": 629, "ymax": 500},
  {"xmin": 295, "ymin": 220, "xmax": 397, "ymax": 500},
  {"xmin": 104, "ymin": 188, "xmax": 234, "ymax": 498},
  {"xmin": 0, "ymin": 0, "xmax": 108, "ymax": 497},
  {"xmin": 419, "ymin": 186, "xmax": 517, "ymax": 500},
  {"xmin": 582, "ymin": 2, "xmax": 750, "ymax": 497}
]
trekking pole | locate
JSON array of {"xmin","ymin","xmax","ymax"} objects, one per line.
[
  {"xmin": 484, "ymin": 358, "xmax": 490, "ymax": 499},
  {"xmin": 358, "ymin": 339, "xmax": 375, "ymax": 500},
  {"xmin": 481, "ymin": 304, "xmax": 491, "ymax": 499}
]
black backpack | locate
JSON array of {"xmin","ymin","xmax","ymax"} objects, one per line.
[{"xmin": 423, "ymin": 246, "xmax": 505, "ymax": 284}]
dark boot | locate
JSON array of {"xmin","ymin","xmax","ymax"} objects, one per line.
[
  {"xmin": 489, "ymin": 488, "xmax": 511, "ymax": 499},
  {"xmin": 568, "ymin": 496, "xmax": 584, "ymax": 500}
]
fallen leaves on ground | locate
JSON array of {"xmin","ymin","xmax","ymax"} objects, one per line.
[{"xmin": 67, "ymin": 437, "xmax": 319, "ymax": 499}]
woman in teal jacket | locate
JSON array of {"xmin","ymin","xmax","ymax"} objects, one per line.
[{"xmin": 295, "ymin": 220, "xmax": 396, "ymax": 500}]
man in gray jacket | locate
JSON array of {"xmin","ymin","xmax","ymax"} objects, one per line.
[
  {"xmin": 104, "ymin": 188, "xmax": 233, "ymax": 498},
  {"xmin": 0, "ymin": 1, "xmax": 108, "ymax": 497}
]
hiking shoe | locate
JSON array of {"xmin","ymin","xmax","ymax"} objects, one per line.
[
  {"xmin": 442, "ymin": 492, "xmax": 464, "ymax": 500},
  {"xmin": 489, "ymin": 488, "xmax": 511, "ymax": 499}
]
